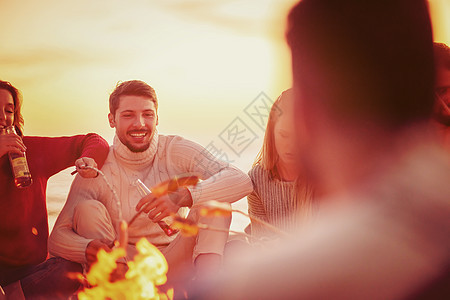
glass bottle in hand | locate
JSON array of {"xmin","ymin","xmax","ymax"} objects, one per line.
[
  {"xmin": 135, "ymin": 179, "xmax": 178, "ymax": 236},
  {"xmin": 1, "ymin": 126, "xmax": 32, "ymax": 188}
]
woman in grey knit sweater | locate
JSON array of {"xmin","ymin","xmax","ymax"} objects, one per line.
[{"xmin": 248, "ymin": 89, "xmax": 313, "ymax": 239}]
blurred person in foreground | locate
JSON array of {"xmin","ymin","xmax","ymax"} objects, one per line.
[
  {"xmin": 0, "ymin": 80, "xmax": 109, "ymax": 299},
  {"xmin": 189, "ymin": 0, "xmax": 450, "ymax": 299},
  {"xmin": 48, "ymin": 80, "xmax": 252, "ymax": 288},
  {"xmin": 247, "ymin": 88, "xmax": 313, "ymax": 241},
  {"xmin": 432, "ymin": 42, "xmax": 450, "ymax": 150}
]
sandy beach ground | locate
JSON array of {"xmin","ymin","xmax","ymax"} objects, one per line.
[{"xmin": 46, "ymin": 168, "xmax": 250, "ymax": 233}]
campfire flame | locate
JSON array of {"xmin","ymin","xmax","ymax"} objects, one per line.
[
  {"xmin": 77, "ymin": 238, "xmax": 171, "ymax": 300},
  {"xmin": 171, "ymin": 216, "xmax": 199, "ymax": 237},
  {"xmin": 70, "ymin": 171, "xmax": 205, "ymax": 299},
  {"xmin": 197, "ymin": 200, "xmax": 232, "ymax": 217},
  {"xmin": 71, "ymin": 171, "xmax": 274, "ymax": 299},
  {"xmin": 150, "ymin": 174, "xmax": 199, "ymax": 197}
]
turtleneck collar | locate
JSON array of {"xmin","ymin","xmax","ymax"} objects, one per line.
[{"xmin": 112, "ymin": 130, "xmax": 159, "ymax": 169}]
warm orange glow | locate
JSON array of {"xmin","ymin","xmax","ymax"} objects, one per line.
[
  {"xmin": 198, "ymin": 200, "xmax": 233, "ymax": 217},
  {"xmin": 0, "ymin": 0, "xmax": 298, "ymax": 164},
  {"xmin": 129, "ymin": 175, "xmax": 200, "ymax": 232},
  {"xmin": 171, "ymin": 216, "xmax": 200, "ymax": 237},
  {"xmin": 150, "ymin": 175, "xmax": 199, "ymax": 197},
  {"xmin": 31, "ymin": 227, "xmax": 38, "ymax": 235},
  {"xmin": 429, "ymin": 0, "xmax": 450, "ymax": 44},
  {"xmin": 1, "ymin": 1, "xmax": 446, "ymax": 149},
  {"xmin": 77, "ymin": 238, "xmax": 171, "ymax": 300},
  {"xmin": 118, "ymin": 220, "xmax": 129, "ymax": 249}
]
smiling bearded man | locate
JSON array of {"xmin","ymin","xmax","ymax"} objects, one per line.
[{"xmin": 48, "ymin": 80, "xmax": 253, "ymax": 289}]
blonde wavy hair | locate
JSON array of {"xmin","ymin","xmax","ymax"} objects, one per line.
[
  {"xmin": 0, "ymin": 80, "xmax": 25, "ymax": 137},
  {"xmin": 253, "ymin": 89, "xmax": 293, "ymax": 180}
]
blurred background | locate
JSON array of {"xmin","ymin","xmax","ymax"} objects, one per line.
[{"xmin": 1, "ymin": 0, "xmax": 448, "ymax": 231}]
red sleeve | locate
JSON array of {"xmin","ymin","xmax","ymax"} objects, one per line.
[
  {"xmin": 75, "ymin": 133, "xmax": 110, "ymax": 168},
  {"xmin": 24, "ymin": 133, "xmax": 109, "ymax": 178}
]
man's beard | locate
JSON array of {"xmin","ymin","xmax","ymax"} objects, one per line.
[
  {"xmin": 127, "ymin": 142, "xmax": 151, "ymax": 153},
  {"xmin": 119, "ymin": 133, "xmax": 152, "ymax": 153}
]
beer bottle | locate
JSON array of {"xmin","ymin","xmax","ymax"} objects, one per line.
[
  {"xmin": 1, "ymin": 126, "xmax": 32, "ymax": 188},
  {"xmin": 135, "ymin": 179, "xmax": 178, "ymax": 236}
]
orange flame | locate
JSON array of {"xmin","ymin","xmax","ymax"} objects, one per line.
[
  {"xmin": 198, "ymin": 200, "xmax": 232, "ymax": 217},
  {"xmin": 151, "ymin": 175, "xmax": 199, "ymax": 197},
  {"xmin": 77, "ymin": 238, "xmax": 171, "ymax": 300},
  {"xmin": 171, "ymin": 216, "xmax": 199, "ymax": 237},
  {"xmin": 118, "ymin": 221, "xmax": 128, "ymax": 249}
]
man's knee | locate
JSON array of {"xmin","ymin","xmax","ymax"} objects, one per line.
[
  {"xmin": 73, "ymin": 200, "xmax": 115, "ymax": 240},
  {"xmin": 73, "ymin": 200, "xmax": 107, "ymax": 221}
]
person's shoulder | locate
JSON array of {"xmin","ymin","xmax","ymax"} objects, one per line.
[
  {"xmin": 102, "ymin": 148, "xmax": 115, "ymax": 165},
  {"xmin": 22, "ymin": 136, "xmax": 45, "ymax": 143},
  {"xmin": 249, "ymin": 165, "xmax": 273, "ymax": 191},
  {"xmin": 22, "ymin": 136, "xmax": 56, "ymax": 149},
  {"xmin": 22, "ymin": 136, "xmax": 38, "ymax": 140},
  {"xmin": 158, "ymin": 134, "xmax": 186, "ymax": 145},
  {"xmin": 157, "ymin": 134, "xmax": 202, "ymax": 152},
  {"xmin": 161, "ymin": 134, "xmax": 198, "ymax": 144},
  {"xmin": 22, "ymin": 134, "xmax": 102, "ymax": 144},
  {"xmin": 99, "ymin": 148, "xmax": 119, "ymax": 174},
  {"xmin": 249, "ymin": 164, "xmax": 268, "ymax": 180}
]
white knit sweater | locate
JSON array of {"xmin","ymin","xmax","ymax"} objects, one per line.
[{"xmin": 48, "ymin": 133, "xmax": 252, "ymax": 263}]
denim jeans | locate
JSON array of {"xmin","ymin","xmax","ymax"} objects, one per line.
[{"xmin": 0, "ymin": 257, "xmax": 82, "ymax": 300}]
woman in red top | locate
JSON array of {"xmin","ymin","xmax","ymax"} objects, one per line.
[{"xmin": 0, "ymin": 80, "xmax": 109, "ymax": 299}]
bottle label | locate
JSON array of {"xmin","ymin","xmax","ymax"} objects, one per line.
[{"xmin": 11, "ymin": 157, "xmax": 31, "ymax": 178}]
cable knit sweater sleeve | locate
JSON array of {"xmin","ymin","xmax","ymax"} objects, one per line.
[
  {"xmin": 48, "ymin": 174, "xmax": 107, "ymax": 264},
  {"xmin": 168, "ymin": 136, "xmax": 253, "ymax": 204}
]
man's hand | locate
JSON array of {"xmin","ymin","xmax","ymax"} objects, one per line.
[
  {"xmin": 75, "ymin": 157, "xmax": 99, "ymax": 178},
  {"xmin": 0, "ymin": 133, "xmax": 26, "ymax": 158},
  {"xmin": 85, "ymin": 239, "xmax": 112, "ymax": 266},
  {"xmin": 135, "ymin": 187, "xmax": 193, "ymax": 222},
  {"xmin": 110, "ymin": 262, "xmax": 129, "ymax": 282}
]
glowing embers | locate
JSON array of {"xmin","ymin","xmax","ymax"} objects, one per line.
[
  {"xmin": 171, "ymin": 216, "xmax": 199, "ymax": 237},
  {"xmin": 171, "ymin": 201, "xmax": 232, "ymax": 236},
  {"xmin": 77, "ymin": 238, "xmax": 172, "ymax": 300},
  {"xmin": 198, "ymin": 200, "xmax": 232, "ymax": 218}
]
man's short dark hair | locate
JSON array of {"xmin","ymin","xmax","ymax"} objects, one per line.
[
  {"xmin": 287, "ymin": 0, "xmax": 435, "ymax": 128},
  {"xmin": 109, "ymin": 80, "xmax": 158, "ymax": 115}
]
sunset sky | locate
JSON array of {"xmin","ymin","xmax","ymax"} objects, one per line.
[{"xmin": 1, "ymin": 0, "xmax": 449, "ymax": 171}]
